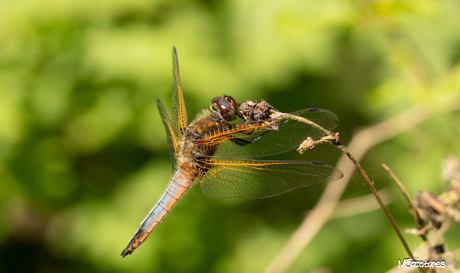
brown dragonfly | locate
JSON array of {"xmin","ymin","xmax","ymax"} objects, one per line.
[{"xmin": 120, "ymin": 47, "xmax": 343, "ymax": 257}]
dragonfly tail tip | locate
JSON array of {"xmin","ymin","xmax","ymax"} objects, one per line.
[{"xmin": 120, "ymin": 248, "xmax": 133, "ymax": 258}]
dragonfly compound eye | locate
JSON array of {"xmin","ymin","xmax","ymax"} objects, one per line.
[
  {"xmin": 223, "ymin": 96, "xmax": 238, "ymax": 111},
  {"xmin": 211, "ymin": 96, "xmax": 223, "ymax": 113},
  {"xmin": 215, "ymin": 97, "xmax": 237, "ymax": 121},
  {"xmin": 211, "ymin": 96, "xmax": 223, "ymax": 105},
  {"xmin": 218, "ymin": 100, "xmax": 231, "ymax": 113}
]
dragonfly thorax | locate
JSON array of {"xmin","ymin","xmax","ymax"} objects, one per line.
[{"xmin": 178, "ymin": 111, "xmax": 223, "ymax": 168}]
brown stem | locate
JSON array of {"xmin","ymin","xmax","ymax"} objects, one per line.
[{"xmin": 382, "ymin": 164, "xmax": 430, "ymax": 247}]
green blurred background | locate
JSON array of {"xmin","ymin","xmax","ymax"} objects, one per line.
[{"xmin": 1, "ymin": 0, "xmax": 460, "ymax": 272}]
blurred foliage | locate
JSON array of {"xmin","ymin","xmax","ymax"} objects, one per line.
[{"xmin": 1, "ymin": 0, "xmax": 460, "ymax": 272}]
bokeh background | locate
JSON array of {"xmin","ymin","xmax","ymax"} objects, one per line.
[{"xmin": 1, "ymin": 0, "xmax": 460, "ymax": 272}]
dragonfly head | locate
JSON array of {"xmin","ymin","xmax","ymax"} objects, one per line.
[{"xmin": 211, "ymin": 95, "xmax": 238, "ymax": 122}]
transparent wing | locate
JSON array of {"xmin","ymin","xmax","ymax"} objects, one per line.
[
  {"xmin": 157, "ymin": 98, "xmax": 180, "ymax": 172},
  {"xmin": 199, "ymin": 108, "xmax": 339, "ymax": 159},
  {"xmin": 198, "ymin": 157, "xmax": 343, "ymax": 199},
  {"xmin": 171, "ymin": 46, "xmax": 188, "ymax": 137}
]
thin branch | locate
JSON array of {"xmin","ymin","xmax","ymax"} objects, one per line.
[
  {"xmin": 382, "ymin": 164, "xmax": 426, "ymax": 228},
  {"xmin": 382, "ymin": 164, "xmax": 430, "ymax": 248}
]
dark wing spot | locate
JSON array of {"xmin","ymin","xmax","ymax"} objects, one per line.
[{"xmin": 311, "ymin": 161, "xmax": 325, "ymax": 166}]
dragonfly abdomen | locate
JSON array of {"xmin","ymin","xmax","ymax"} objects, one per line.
[{"xmin": 121, "ymin": 165, "xmax": 195, "ymax": 257}]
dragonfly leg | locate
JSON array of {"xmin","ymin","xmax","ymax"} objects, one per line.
[
  {"xmin": 229, "ymin": 130, "xmax": 271, "ymax": 146},
  {"xmin": 230, "ymin": 115, "xmax": 291, "ymax": 147}
]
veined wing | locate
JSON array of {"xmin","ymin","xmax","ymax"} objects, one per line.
[
  {"xmin": 199, "ymin": 108, "xmax": 339, "ymax": 159},
  {"xmin": 171, "ymin": 46, "xmax": 188, "ymax": 137},
  {"xmin": 198, "ymin": 157, "xmax": 343, "ymax": 199},
  {"xmin": 157, "ymin": 98, "xmax": 180, "ymax": 172}
]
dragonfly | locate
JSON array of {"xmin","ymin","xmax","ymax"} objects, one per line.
[{"xmin": 120, "ymin": 47, "xmax": 343, "ymax": 257}]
